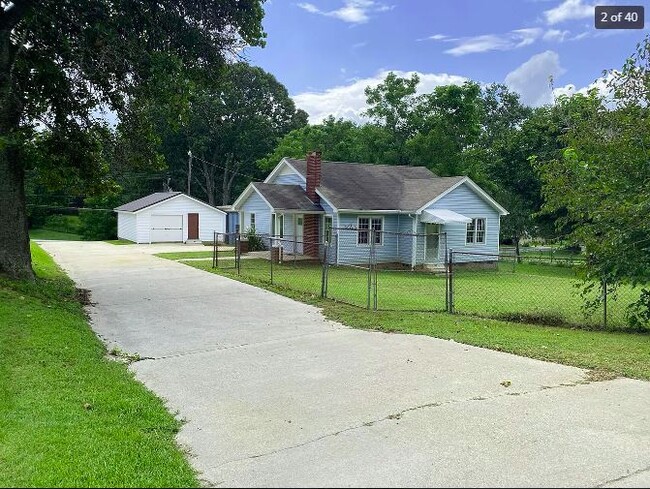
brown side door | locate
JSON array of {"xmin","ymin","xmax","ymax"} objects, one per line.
[{"xmin": 188, "ymin": 213, "xmax": 199, "ymax": 240}]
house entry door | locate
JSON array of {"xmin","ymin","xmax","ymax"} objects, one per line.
[
  {"xmin": 295, "ymin": 215, "xmax": 304, "ymax": 254},
  {"xmin": 425, "ymin": 223, "xmax": 440, "ymax": 263}
]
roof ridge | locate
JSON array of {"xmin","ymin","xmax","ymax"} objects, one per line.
[{"xmin": 287, "ymin": 158, "xmax": 439, "ymax": 171}]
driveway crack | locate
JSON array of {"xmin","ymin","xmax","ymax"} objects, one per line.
[
  {"xmin": 213, "ymin": 377, "xmax": 595, "ymax": 470},
  {"xmin": 595, "ymin": 463, "xmax": 650, "ymax": 487},
  {"xmin": 135, "ymin": 329, "xmax": 345, "ymax": 362}
]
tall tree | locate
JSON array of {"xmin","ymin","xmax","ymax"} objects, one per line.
[
  {"xmin": 181, "ymin": 63, "xmax": 307, "ymax": 205},
  {"xmin": 406, "ymin": 81, "xmax": 483, "ymax": 176},
  {"xmin": 257, "ymin": 116, "xmax": 365, "ymax": 169},
  {"xmin": 364, "ymin": 72, "xmax": 420, "ymax": 165},
  {"xmin": 535, "ymin": 37, "xmax": 650, "ymax": 327},
  {"xmin": 0, "ymin": 0, "xmax": 265, "ymax": 278}
]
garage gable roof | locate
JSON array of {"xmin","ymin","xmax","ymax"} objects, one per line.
[
  {"xmin": 115, "ymin": 192, "xmax": 182, "ymax": 212},
  {"xmin": 114, "ymin": 192, "xmax": 226, "ymax": 214}
]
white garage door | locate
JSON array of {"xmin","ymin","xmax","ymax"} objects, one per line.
[{"xmin": 150, "ymin": 214, "xmax": 183, "ymax": 242}]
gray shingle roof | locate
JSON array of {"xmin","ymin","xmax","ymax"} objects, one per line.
[
  {"xmin": 114, "ymin": 192, "xmax": 182, "ymax": 212},
  {"xmin": 253, "ymin": 183, "xmax": 323, "ymax": 212},
  {"xmin": 285, "ymin": 159, "xmax": 464, "ymax": 211}
]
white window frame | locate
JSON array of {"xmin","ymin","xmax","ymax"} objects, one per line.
[
  {"xmin": 278, "ymin": 214, "xmax": 284, "ymax": 238},
  {"xmin": 466, "ymin": 217, "xmax": 486, "ymax": 245},
  {"xmin": 250, "ymin": 212, "xmax": 256, "ymax": 231},
  {"xmin": 357, "ymin": 216, "xmax": 383, "ymax": 246}
]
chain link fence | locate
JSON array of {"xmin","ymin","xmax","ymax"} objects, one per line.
[
  {"xmin": 208, "ymin": 230, "xmax": 643, "ymax": 331},
  {"xmin": 447, "ymin": 250, "xmax": 637, "ymax": 329}
]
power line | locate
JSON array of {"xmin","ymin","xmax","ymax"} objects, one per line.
[
  {"xmin": 190, "ymin": 153, "xmax": 259, "ymax": 181},
  {"xmin": 27, "ymin": 204, "xmax": 114, "ymax": 212}
]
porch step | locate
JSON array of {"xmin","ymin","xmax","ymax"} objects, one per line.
[
  {"xmin": 424, "ymin": 264, "xmax": 446, "ymax": 272},
  {"xmin": 184, "ymin": 239, "xmax": 203, "ymax": 245}
]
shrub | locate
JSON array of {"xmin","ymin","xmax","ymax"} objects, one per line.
[
  {"xmin": 78, "ymin": 196, "xmax": 119, "ymax": 240},
  {"xmin": 244, "ymin": 228, "xmax": 266, "ymax": 251},
  {"xmin": 79, "ymin": 210, "xmax": 116, "ymax": 240},
  {"xmin": 43, "ymin": 214, "xmax": 82, "ymax": 234}
]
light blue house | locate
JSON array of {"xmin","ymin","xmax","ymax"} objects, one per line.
[{"xmin": 232, "ymin": 153, "xmax": 508, "ymax": 267}]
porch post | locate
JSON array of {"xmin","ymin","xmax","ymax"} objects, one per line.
[{"xmin": 411, "ymin": 214, "xmax": 418, "ymax": 269}]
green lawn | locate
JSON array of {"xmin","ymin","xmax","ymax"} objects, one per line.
[
  {"xmin": 105, "ymin": 239, "xmax": 134, "ymax": 245},
  {"xmin": 155, "ymin": 250, "xmax": 234, "ymax": 260},
  {"xmin": 189, "ymin": 259, "xmax": 639, "ymax": 329},
  {"xmin": 29, "ymin": 228, "xmax": 82, "ymax": 241},
  {"xmin": 0, "ymin": 243, "xmax": 198, "ymax": 487},
  {"xmin": 182, "ymin": 258, "xmax": 650, "ymax": 381}
]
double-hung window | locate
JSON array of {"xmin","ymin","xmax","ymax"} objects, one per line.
[
  {"xmin": 250, "ymin": 213, "xmax": 256, "ymax": 231},
  {"xmin": 466, "ymin": 218, "xmax": 486, "ymax": 244},
  {"xmin": 357, "ymin": 217, "xmax": 383, "ymax": 245}
]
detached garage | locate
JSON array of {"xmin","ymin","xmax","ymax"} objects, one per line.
[{"xmin": 114, "ymin": 192, "xmax": 226, "ymax": 243}]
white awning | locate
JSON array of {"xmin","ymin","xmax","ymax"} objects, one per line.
[{"xmin": 420, "ymin": 209, "xmax": 472, "ymax": 224}]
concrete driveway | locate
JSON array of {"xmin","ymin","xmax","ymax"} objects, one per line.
[{"xmin": 39, "ymin": 241, "xmax": 650, "ymax": 487}]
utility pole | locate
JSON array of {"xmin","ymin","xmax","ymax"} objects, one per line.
[{"xmin": 187, "ymin": 150, "xmax": 193, "ymax": 196}]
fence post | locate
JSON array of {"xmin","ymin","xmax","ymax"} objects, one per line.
[
  {"xmin": 603, "ymin": 279, "xmax": 608, "ymax": 329},
  {"xmin": 212, "ymin": 231, "xmax": 216, "ymax": 268},
  {"xmin": 236, "ymin": 233, "xmax": 241, "ymax": 275},
  {"xmin": 448, "ymin": 249, "xmax": 454, "ymax": 314},
  {"xmin": 216, "ymin": 233, "xmax": 220, "ymax": 268},
  {"xmin": 367, "ymin": 231, "xmax": 372, "ymax": 310},
  {"xmin": 270, "ymin": 237, "xmax": 274, "ymax": 285},
  {"xmin": 321, "ymin": 242, "xmax": 328, "ymax": 298},
  {"xmin": 372, "ymin": 230, "xmax": 378, "ymax": 311},
  {"xmin": 445, "ymin": 248, "xmax": 449, "ymax": 312}
]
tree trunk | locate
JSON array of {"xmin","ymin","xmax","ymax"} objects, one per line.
[
  {"xmin": 221, "ymin": 158, "xmax": 231, "ymax": 206},
  {"xmin": 222, "ymin": 156, "xmax": 240, "ymax": 206},
  {"xmin": 0, "ymin": 31, "xmax": 33, "ymax": 279},
  {"xmin": 0, "ymin": 148, "xmax": 32, "ymax": 279}
]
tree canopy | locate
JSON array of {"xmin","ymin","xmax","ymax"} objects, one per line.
[
  {"xmin": 0, "ymin": 0, "xmax": 266, "ymax": 278},
  {"xmin": 535, "ymin": 38, "xmax": 650, "ymax": 325}
]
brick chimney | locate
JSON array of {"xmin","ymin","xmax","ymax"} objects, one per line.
[{"xmin": 306, "ymin": 151, "xmax": 321, "ymax": 203}]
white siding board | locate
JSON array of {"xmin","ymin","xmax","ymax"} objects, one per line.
[
  {"xmin": 241, "ymin": 192, "xmax": 272, "ymax": 234},
  {"xmin": 269, "ymin": 165, "xmax": 306, "ymax": 188},
  {"xmin": 116, "ymin": 212, "xmax": 137, "ymax": 242},
  {"xmin": 428, "ymin": 183, "xmax": 500, "ymax": 263},
  {"xmin": 336, "ymin": 213, "xmax": 400, "ymax": 265},
  {"xmin": 128, "ymin": 194, "xmax": 225, "ymax": 243}
]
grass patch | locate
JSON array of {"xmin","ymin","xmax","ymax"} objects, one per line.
[
  {"xmin": 189, "ymin": 259, "xmax": 639, "ymax": 329},
  {"xmin": 29, "ymin": 228, "xmax": 82, "ymax": 241},
  {"xmin": 0, "ymin": 243, "xmax": 198, "ymax": 488},
  {"xmin": 182, "ymin": 259, "xmax": 650, "ymax": 381},
  {"xmin": 155, "ymin": 250, "xmax": 234, "ymax": 260},
  {"xmin": 104, "ymin": 239, "xmax": 134, "ymax": 245}
]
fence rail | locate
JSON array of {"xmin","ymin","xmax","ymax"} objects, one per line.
[{"xmin": 206, "ymin": 230, "xmax": 642, "ymax": 331}]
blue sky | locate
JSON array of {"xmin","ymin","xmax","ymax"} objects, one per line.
[{"xmin": 244, "ymin": 0, "xmax": 649, "ymax": 122}]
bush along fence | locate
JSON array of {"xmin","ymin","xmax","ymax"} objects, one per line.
[{"xmin": 211, "ymin": 229, "xmax": 644, "ymax": 331}]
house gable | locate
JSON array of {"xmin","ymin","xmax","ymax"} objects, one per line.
[
  {"xmin": 239, "ymin": 189, "xmax": 272, "ymax": 234},
  {"xmin": 132, "ymin": 193, "xmax": 227, "ymax": 215},
  {"xmin": 264, "ymin": 158, "xmax": 306, "ymax": 188},
  {"xmin": 416, "ymin": 177, "xmax": 508, "ymax": 216}
]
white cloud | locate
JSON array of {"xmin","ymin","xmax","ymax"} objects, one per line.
[
  {"xmin": 553, "ymin": 71, "xmax": 617, "ymax": 102},
  {"xmin": 543, "ymin": 28, "xmax": 570, "ymax": 41},
  {"xmin": 297, "ymin": 0, "xmax": 393, "ymax": 24},
  {"xmin": 292, "ymin": 70, "xmax": 468, "ymax": 123},
  {"xmin": 544, "ymin": 0, "xmax": 595, "ymax": 25},
  {"xmin": 505, "ymin": 50, "xmax": 566, "ymax": 106},
  {"xmin": 444, "ymin": 28, "xmax": 544, "ymax": 56},
  {"xmin": 428, "ymin": 34, "xmax": 448, "ymax": 41}
]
